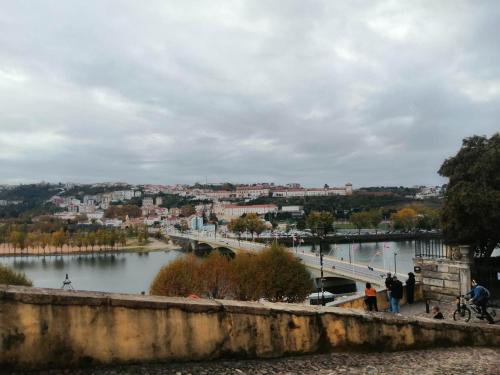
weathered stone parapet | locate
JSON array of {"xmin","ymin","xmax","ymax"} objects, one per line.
[
  {"xmin": 414, "ymin": 247, "xmax": 473, "ymax": 302},
  {"xmin": 333, "ymin": 284, "xmax": 423, "ymax": 311},
  {"xmin": 444, "ymin": 245, "xmax": 474, "ymax": 263},
  {"xmin": 1, "ymin": 285, "xmax": 499, "ymax": 370}
]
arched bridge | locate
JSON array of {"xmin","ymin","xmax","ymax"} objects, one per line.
[
  {"xmin": 169, "ymin": 232, "xmax": 407, "ymax": 285},
  {"xmin": 169, "ymin": 234, "xmax": 245, "ymax": 258}
]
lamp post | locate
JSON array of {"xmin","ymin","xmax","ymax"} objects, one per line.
[
  {"xmin": 316, "ymin": 224, "xmax": 326, "ymax": 306},
  {"xmin": 394, "ymin": 250, "xmax": 398, "ymax": 275}
]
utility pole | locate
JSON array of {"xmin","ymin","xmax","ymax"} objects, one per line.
[{"xmin": 320, "ymin": 235, "xmax": 325, "ymax": 306}]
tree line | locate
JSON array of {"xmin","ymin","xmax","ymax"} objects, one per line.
[
  {"xmin": 150, "ymin": 243, "xmax": 313, "ymax": 302},
  {"xmin": 0, "ymin": 224, "xmax": 152, "ymax": 252},
  {"xmin": 228, "ymin": 213, "xmax": 267, "ymax": 239},
  {"xmin": 224, "ymin": 206, "xmax": 439, "ymax": 239},
  {"xmin": 247, "ymin": 192, "xmax": 439, "ymax": 220}
]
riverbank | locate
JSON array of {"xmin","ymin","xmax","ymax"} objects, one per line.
[{"xmin": 0, "ymin": 238, "xmax": 180, "ymax": 257}]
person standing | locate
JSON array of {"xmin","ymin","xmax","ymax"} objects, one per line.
[
  {"xmin": 365, "ymin": 282, "xmax": 378, "ymax": 312},
  {"xmin": 385, "ymin": 272, "xmax": 393, "ymax": 311},
  {"xmin": 406, "ymin": 272, "xmax": 416, "ymax": 304},
  {"xmin": 390, "ymin": 275, "xmax": 404, "ymax": 314}
]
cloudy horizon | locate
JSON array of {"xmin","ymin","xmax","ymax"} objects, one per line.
[{"xmin": 1, "ymin": 1, "xmax": 499, "ymax": 186}]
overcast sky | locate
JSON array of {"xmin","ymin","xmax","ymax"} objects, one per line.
[{"xmin": 1, "ymin": 1, "xmax": 499, "ymax": 187}]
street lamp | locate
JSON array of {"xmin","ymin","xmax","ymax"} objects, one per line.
[
  {"xmin": 316, "ymin": 224, "xmax": 326, "ymax": 306},
  {"xmin": 394, "ymin": 250, "xmax": 398, "ymax": 275},
  {"xmin": 344, "ymin": 236, "xmax": 353, "ymax": 264}
]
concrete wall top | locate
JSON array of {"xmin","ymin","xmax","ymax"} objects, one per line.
[
  {"xmin": 2, "ymin": 284, "xmax": 499, "ymax": 370},
  {"xmin": 0, "ymin": 284, "xmax": 495, "ymax": 333},
  {"xmin": 0, "ymin": 284, "xmax": 329, "ymax": 316}
]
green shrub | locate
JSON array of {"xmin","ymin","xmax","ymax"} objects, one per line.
[{"xmin": 0, "ymin": 264, "xmax": 33, "ymax": 286}]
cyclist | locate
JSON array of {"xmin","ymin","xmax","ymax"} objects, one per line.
[{"xmin": 466, "ymin": 280, "xmax": 495, "ymax": 324}]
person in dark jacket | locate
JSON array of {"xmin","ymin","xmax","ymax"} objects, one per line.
[
  {"xmin": 390, "ymin": 276, "xmax": 404, "ymax": 314},
  {"xmin": 432, "ymin": 306, "xmax": 444, "ymax": 319},
  {"xmin": 467, "ymin": 280, "xmax": 494, "ymax": 324},
  {"xmin": 406, "ymin": 272, "xmax": 416, "ymax": 304},
  {"xmin": 384, "ymin": 273, "xmax": 393, "ymax": 311}
]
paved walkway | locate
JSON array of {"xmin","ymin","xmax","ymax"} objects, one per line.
[
  {"xmin": 399, "ymin": 301, "xmax": 499, "ymax": 325},
  {"xmin": 40, "ymin": 347, "xmax": 500, "ymax": 374}
]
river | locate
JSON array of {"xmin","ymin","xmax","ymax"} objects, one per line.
[
  {"xmin": 1, "ymin": 241, "xmax": 425, "ymax": 294},
  {"xmin": 294, "ymin": 240, "xmax": 418, "ymax": 275},
  {"xmin": 1, "ymin": 250, "xmax": 184, "ymax": 294}
]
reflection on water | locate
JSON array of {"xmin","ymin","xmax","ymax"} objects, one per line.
[
  {"xmin": 296, "ymin": 240, "xmax": 420, "ymax": 275},
  {"xmin": 2, "ymin": 241, "xmax": 433, "ymax": 295},
  {"xmin": 2, "ymin": 250, "xmax": 183, "ymax": 294}
]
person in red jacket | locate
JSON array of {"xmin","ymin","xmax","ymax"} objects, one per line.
[{"xmin": 364, "ymin": 282, "xmax": 378, "ymax": 312}]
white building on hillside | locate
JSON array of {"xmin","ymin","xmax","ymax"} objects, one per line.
[
  {"xmin": 142, "ymin": 197, "xmax": 154, "ymax": 207},
  {"xmin": 236, "ymin": 186, "xmax": 270, "ymax": 199},
  {"xmin": 222, "ymin": 204, "xmax": 278, "ymax": 219}
]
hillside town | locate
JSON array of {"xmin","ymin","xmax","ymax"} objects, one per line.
[
  {"xmin": 0, "ymin": 182, "xmax": 447, "ymax": 234},
  {"xmin": 43, "ymin": 182, "xmax": 352, "ymax": 229}
]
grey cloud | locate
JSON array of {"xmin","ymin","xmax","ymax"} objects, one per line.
[{"xmin": 1, "ymin": 0, "xmax": 499, "ymax": 186}]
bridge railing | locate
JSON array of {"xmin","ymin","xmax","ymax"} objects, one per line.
[{"xmin": 168, "ymin": 231, "xmax": 406, "ymax": 283}]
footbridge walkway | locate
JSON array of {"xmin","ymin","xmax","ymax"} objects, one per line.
[{"xmin": 168, "ymin": 232, "xmax": 407, "ymax": 285}]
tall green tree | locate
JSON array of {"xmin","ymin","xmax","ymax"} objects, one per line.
[
  {"xmin": 306, "ymin": 211, "xmax": 334, "ymax": 234},
  {"xmin": 243, "ymin": 213, "xmax": 267, "ymax": 240},
  {"xmin": 438, "ymin": 134, "xmax": 500, "ymax": 258},
  {"xmin": 369, "ymin": 210, "xmax": 383, "ymax": 233},
  {"xmin": 228, "ymin": 217, "xmax": 246, "ymax": 239},
  {"xmin": 350, "ymin": 211, "xmax": 372, "ymax": 234}
]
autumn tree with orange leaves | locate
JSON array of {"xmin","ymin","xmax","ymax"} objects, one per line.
[{"xmin": 150, "ymin": 243, "xmax": 313, "ymax": 302}]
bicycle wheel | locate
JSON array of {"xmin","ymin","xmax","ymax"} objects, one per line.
[{"xmin": 453, "ymin": 307, "xmax": 471, "ymax": 322}]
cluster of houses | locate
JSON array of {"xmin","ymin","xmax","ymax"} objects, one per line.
[
  {"xmin": 46, "ymin": 182, "xmax": 352, "ymax": 230},
  {"xmin": 0, "ymin": 200, "xmax": 22, "ymax": 206},
  {"xmin": 50, "ymin": 189, "xmax": 142, "ymax": 213},
  {"xmin": 169, "ymin": 183, "xmax": 354, "ymax": 200},
  {"xmin": 414, "ymin": 186, "xmax": 444, "ymax": 200},
  {"xmin": 2, "ymin": 181, "xmax": 444, "ymax": 233}
]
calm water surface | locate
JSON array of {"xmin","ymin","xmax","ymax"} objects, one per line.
[
  {"xmin": 1, "ymin": 241, "xmax": 427, "ymax": 294},
  {"xmin": 295, "ymin": 240, "xmax": 419, "ymax": 275},
  {"xmin": 2, "ymin": 250, "xmax": 184, "ymax": 294}
]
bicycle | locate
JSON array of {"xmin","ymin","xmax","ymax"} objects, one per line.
[{"xmin": 453, "ymin": 295, "xmax": 497, "ymax": 322}]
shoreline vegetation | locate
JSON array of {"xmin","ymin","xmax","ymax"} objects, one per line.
[
  {"xmin": 0, "ymin": 238, "xmax": 181, "ymax": 257},
  {"xmin": 0, "ymin": 219, "xmax": 181, "ymax": 257},
  {"xmin": 150, "ymin": 243, "xmax": 313, "ymax": 302}
]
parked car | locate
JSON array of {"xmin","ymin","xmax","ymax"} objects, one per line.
[{"xmin": 308, "ymin": 292, "xmax": 335, "ymax": 305}]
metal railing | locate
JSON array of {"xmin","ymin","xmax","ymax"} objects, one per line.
[{"xmin": 414, "ymin": 239, "xmax": 445, "ymax": 258}]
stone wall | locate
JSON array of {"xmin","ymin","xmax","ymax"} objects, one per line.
[
  {"xmin": 334, "ymin": 284, "xmax": 423, "ymax": 311},
  {"xmin": 414, "ymin": 248, "xmax": 472, "ymax": 302},
  {"xmin": 1, "ymin": 285, "xmax": 499, "ymax": 370}
]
